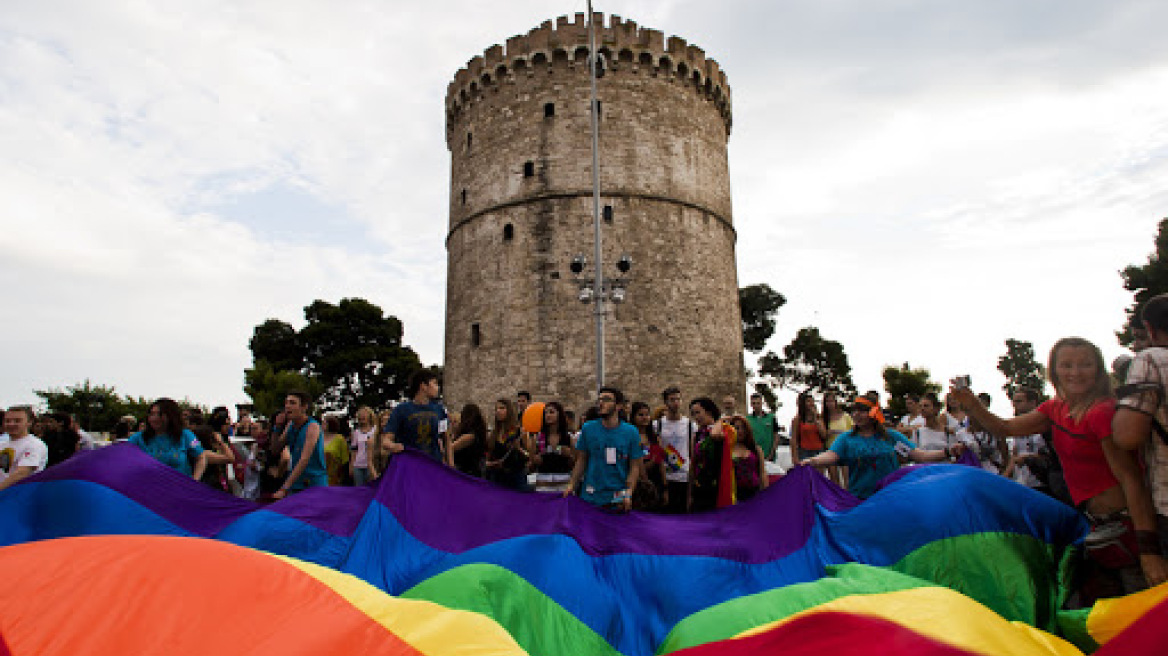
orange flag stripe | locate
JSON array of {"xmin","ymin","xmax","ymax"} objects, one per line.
[{"xmin": 0, "ymin": 535, "xmax": 524, "ymax": 656}]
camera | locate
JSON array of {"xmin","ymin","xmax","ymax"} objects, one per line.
[{"xmin": 953, "ymin": 375, "xmax": 972, "ymax": 390}]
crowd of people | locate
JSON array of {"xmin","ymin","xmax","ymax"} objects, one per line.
[{"xmin": 7, "ymin": 295, "xmax": 1168, "ymax": 608}]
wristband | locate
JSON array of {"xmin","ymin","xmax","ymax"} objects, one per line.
[{"xmin": 1136, "ymin": 530, "xmax": 1163, "ymax": 556}]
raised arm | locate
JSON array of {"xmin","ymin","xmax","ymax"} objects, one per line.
[{"xmin": 949, "ymin": 385, "xmax": 1050, "ymax": 438}]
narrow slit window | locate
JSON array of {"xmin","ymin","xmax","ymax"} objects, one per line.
[
  {"xmin": 523, "ymin": 161, "xmax": 535, "ymax": 177},
  {"xmin": 466, "ymin": 132, "xmax": 472, "ymax": 150},
  {"xmin": 461, "ymin": 189, "xmax": 467, "ymax": 205},
  {"xmin": 471, "ymin": 323, "xmax": 481, "ymax": 347},
  {"xmin": 503, "ymin": 223, "xmax": 514, "ymax": 241},
  {"xmin": 603, "ymin": 205, "xmax": 614, "ymax": 223}
]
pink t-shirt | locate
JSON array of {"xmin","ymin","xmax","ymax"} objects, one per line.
[
  {"xmin": 350, "ymin": 427, "xmax": 374, "ymax": 468},
  {"xmin": 1037, "ymin": 398, "xmax": 1117, "ymax": 506}
]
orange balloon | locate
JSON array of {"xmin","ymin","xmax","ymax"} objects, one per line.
[{"xmin": 521, "ymin": 402, "xmax": 545, "ymax": 433}]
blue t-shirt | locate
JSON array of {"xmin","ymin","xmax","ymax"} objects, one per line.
[
  {"xmin": 385, "ymin": 400, "xmax": 447, "ymax": 462},
  {"xmin": 286, "ymin": 418, "xmax": 327, "ymax": 490},
  {"xmin": 575, "ymin": 419, "xmax": 642, "ymax": 506},
  {"xmin": 829, "ymin": 429, "xmax": 916, "ymax": 499},
  {"xmin": 128, "ymin": 429, "xmax": 204, "ymax": 476}
]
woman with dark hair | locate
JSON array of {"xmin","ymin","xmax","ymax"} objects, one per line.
[
  {"xmin": 629, "ymin": 401, "xmax": 666, "ymax": 509},
  {"xmin": 690, "ymin": 397, "xmax": 737, "ymax": 512},
  {"xmin": 800, "ymin": 397, "xmax": 958, "ymax": 500},
  {"xmin": 484, "ymin": 399, "xmax": 531, "ymax": 490},
  {"xmin": 127, "ymin": 398, "xmax": 209, "ymax": 479},
  {"xmin": 450, "ymin": 403, "xmax": 488, "ymax": 477},
  {"xmin": 951, "ymin": 337, "xmax": 1158, "ymax": 601},
  {"xmin": 532, "ymin": 401, "xmax": 575, "ymax": 492},
  {"xmin": 728, "ymin": 415, "xmax": 768, "ymax": 502},
  {"xmin": 191, "ymin": 415, "xmax": 238, "ymax": 492},
  {"xmin": 791, "ymin": 392, "xmax": 827, "ymax": 463}
]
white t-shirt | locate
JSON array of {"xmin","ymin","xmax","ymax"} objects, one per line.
[
  {"xmin": 77, "ymin": 428, "xmax": 96, "ymax": 450},
  {"xmin": 913, "ymin": 425, "xmax": 955, "ymax": 451},
  {"xmin": 945, "ymin": 414, "xmax": 966, "ymax": 432},
  {"xmin": 654, "ymin": 416, "xmax": 697, "ymax": 482},
  {"xmin": 0, "ymin": 433, "xmax": 49, "ymax": 483},
  {"xmin": 1009, "ymin": 434, "xmax": 1045, "ymax": 488},
  {"xmin": 351, "ymin": 427, "xmax": 375, "ymax": 468},
  {"xmin": 898, "ymin": 415, "xmax": 926, "ymax": 432}
]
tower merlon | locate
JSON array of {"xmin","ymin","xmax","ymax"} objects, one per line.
[{"xmin": 445, "ymin": 13, "xmax": 732, "ymax": 137}]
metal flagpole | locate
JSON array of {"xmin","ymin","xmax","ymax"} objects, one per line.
[{"xmin": 586, "ymin": 0, "xmax": 605, "ymax": 390}]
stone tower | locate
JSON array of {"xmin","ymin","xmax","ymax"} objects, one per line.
[{"xmin": 443, "ymin": 13, "xmax": 743, "ymax": 415}]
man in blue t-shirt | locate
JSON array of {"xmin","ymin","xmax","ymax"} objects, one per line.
[
  {"xmin": 564, "ymin": 386, "xmax": 643, "ymax": 511},
  {"xmin": 384, "ymin": 370, "xmax": 448, "ymax": 464},
  {"xmin": 272, "ymin": 391, "xmax": 327, "ymax": 498}
]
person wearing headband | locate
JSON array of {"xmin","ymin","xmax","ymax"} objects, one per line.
[{"xmin": 799, "ymin": 397, "xmax": 960, "ymax": 499}]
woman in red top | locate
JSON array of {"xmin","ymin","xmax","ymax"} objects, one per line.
[
  {"xmin": 790, "ymin": 392, "xmax": 828, "ymax": 463},
  {"xmin": 951, "ymin": 337, "xmax": 1159, "ymax": 600}
]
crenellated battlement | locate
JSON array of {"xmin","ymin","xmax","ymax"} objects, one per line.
[{"xmin": 445, "ymin": 13, "xmax": 732, "ymax": 135}]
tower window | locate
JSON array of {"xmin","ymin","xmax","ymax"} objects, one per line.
[
  {"xmin": 503, "ymin": 223, "xmax": 514, "ymax": 241},
  {"xmin": 593, "ymin": 100, "xmax": 602, "ymax": 118},
  {"xmin": 544, "ymin": 102, "xmax": 555, "ymax": 117},
  {"xmin": 466, "ymin": 132, "xmax": 472, "ymax": 150},
  {"xmin": 471, "ymin": 323, "xmax": 481, "ymax": 347},
  {"xmin": 461, "ymin": 189, "xmax": 467, "ymax": 205},
  {"xmin": 603, "ymin": 205, "xmax": 614, "ymax": 223},
  {"xmin": 523, "ymin": 161, "xmax": 535, "ymax": 177}
]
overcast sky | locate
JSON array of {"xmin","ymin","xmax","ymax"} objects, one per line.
[{"xmin": 3, "ymin": 0, "xmax": 1166, "ymax": 423}]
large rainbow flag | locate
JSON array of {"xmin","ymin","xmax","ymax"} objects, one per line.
[{"xmin": 0, "ymin": 444, "xmax": 1163, "ymax": 655}]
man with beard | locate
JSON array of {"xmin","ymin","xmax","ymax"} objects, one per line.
[{"xmin": 564, "ymin": 386, "xmax": 642, "ymax": 512}]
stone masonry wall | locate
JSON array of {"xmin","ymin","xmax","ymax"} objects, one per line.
[{"xmin": 444, "ymin": 14, "xmax": 744, "ymax": 415}]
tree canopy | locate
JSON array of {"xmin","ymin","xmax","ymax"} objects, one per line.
[
  {"xmin": 1118, "ymin": 217, "xmax": 1168, "ymax": 345},
  {"xmin": 34, "ymin": 380, "xmax": 196, "ymax": 432},
  {"xmin": 997, "ymin": 339, "xmax": 1048, "ymax": 400},
  {"xmin": 739, "ymin": 284, "xmax": 787, "ymax": 353},
  {"xmin": 882, "ymin": 363, "xmax": 941, "ymax": 419},
  {"xmin": 758, "ymin": 326, "xmax": 856, "ymax": 397},
  {"xmin": 245, "ymin": 297, "xmax": 424, "ymax": 416}
]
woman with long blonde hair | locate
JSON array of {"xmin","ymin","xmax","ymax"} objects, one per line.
[
  {"xmin": 350, "ymin": 406, "xmax": 377, "ymax": 486},
  {"xmin": 951, "ymin": 337, "xmax": 1159, "ymax": 600}
]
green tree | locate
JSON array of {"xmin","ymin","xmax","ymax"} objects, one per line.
[
  {"xmin": 739, "ymin": 284, "xmax": 787, "ymax": 352},
  {"xmin": 249, "ymin": 319, "xmax": 304, "ymax": 372},
  {"xmin": 1118, "ymin": 217, "xmax": 1168, "ymax": 345},
  {"xmin": 758, "ymin": 326, "xmax": 856, "ymax": 396},
  {"xmin": 301, "ymin": 298, "xmax": 423, "ymax": 413},
  {"xmin": 882, "ymin": 363, "xmax": 941, "ymax": 419},
  {"xmin": 243, "ymin": 360, "xmax": 324, "ymax": 418},
  {"xmin": 997, "ymin": 338, "xmax": 1048, "ymax": 400},
  {"xmin": 245, "ymin": 298, "xmax": 425, "ymax": 415},
  {"xmin": 35, "ymin": 380, "xmax": 129, "ymax": 432}
]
